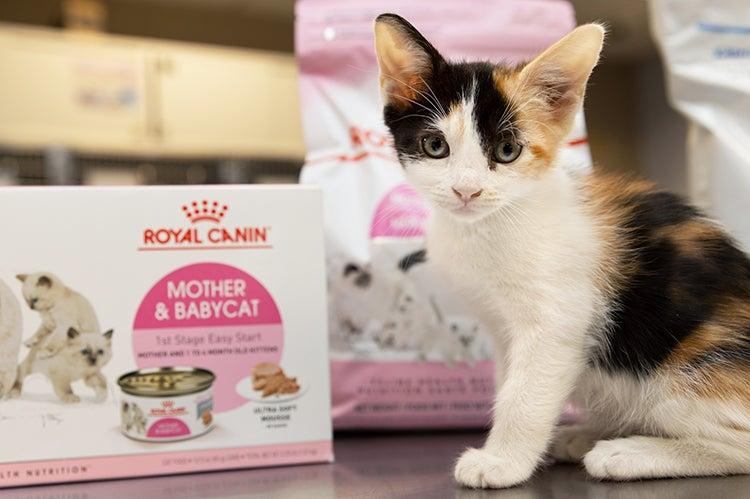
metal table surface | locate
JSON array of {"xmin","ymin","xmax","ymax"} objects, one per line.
[{"xmin": 6, "ymin": 431, "xmax": 750, "ymax": 498}]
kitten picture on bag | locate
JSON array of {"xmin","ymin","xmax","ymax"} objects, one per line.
[
  {"xmin": 16, "ymin": 272, "xmax": 101, "ymax": 359},
  {"xmin": 374, "ymin": 14, "xmax": 750, "ymax": 487},
  {"xmin": 0, "ymin": 278, "xmax": 22, "ymax": 399},
  {"xmin": 10, "ymin": 326, "xmax": 113, "ymax": 404}
]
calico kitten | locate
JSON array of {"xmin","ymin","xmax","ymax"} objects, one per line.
[
  {"xmin": 11, "ymin": 326, "xmax": 113, "ymax": 403},
  {"xmin": 374, "ymin": 14, "xmax": 750, "ymax": 488}
]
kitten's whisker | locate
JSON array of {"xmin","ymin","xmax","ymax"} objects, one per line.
[
  {"xmin": 386, "ymin": 92, "xmax": 439, "ymax": 118},
  {"xmin": 418, "ymin": 75, "xmax": 447, "ymax": 118},
  {"xmin": 390, "ymin": 113, "xmax": 435, "ymax": 124},
  {"xmin": 384, "ymin": 74, "xmax": 444, "ymax": 117}
]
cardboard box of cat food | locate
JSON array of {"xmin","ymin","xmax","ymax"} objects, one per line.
[{"xmin": 0, "ymin": 185, "xmax": 332, "ymax": 487}]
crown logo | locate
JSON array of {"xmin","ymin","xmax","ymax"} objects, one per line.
[
  {"xmin": 162, "ymin": 400, "xmax": 174, "ymax": 408},
  {"xmin": 182, "ymin": 200, "xmax": 228, "ymax": 224}
]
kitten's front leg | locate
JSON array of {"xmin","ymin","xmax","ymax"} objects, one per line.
[
  {"xmin": 52, "ymin": 378, "xmax": 80, "ymax": 404},
  {"xmin": 23, "ymin": 324, "xmax": 51, "ymax": 349},
  {"xmin": 454, "ymin": 318, "xmax": 587, "ymax": 489},
  {"xmin": 84, "ymin": 372, "xmax": 108, "ymax": 402}
]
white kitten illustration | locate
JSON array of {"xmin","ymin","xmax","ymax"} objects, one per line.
[
  {"xmin": 329, "ymin": 261, "xmax": 396, "ymax": 348},
  {"xmin": 441, "ymin": 316, "xmax": 489, "ymax": 366},
  {"xmin": 11, "ymin": 326, "xmax": 113, "ymax": 403},
  {"xmin": 16, "ymin": 272, "xmax": 100, "ymax": 358},
  {"xmin": 0, "ymin": 278, "xmax": 22, "ymax": 398},
  {"xmin": 375, "ymin": 282, "xmax": 438, "ymax": 353}
]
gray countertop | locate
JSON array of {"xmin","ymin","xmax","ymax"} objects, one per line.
[{"xmin": 6, "ymin": 431, "xmax": 750, "ymax": 498}]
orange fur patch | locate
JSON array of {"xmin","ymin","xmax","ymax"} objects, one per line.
[
  {"xmin": 448, "ymin": 102, "xmax": 466, "ymax": 138},
  {"xmin": 381, "ymin": 73, "xmax": 430, "ymax": 110},
  {"xmin": 687, "ymin": 366, "xmax": 750, "ymax": 404},
  {"xmin": 654, "ymin": 220, "xmax": 723, "ymax": 257},
  {"xmin": 529, "ymin": 144, "xmax": 551, "ymax": 162},
  {"xmin": 664, "ymin": 299, "xmax": 750, "ymax": 404},
  {"xmin": 666, "ymin": 323, "xmax": 735, "ymax": 367}
]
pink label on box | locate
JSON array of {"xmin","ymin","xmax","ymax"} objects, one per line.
[
  {"xmin": 370, "ymin": 184, "xmax": 429, "ymax": 238},
  {"xmin": 0, "ymin": 440, "xmax": 333, "ymax": 488},
  {"xmin": 147, "ymin": 418, "xmax": 191, "ymax": 438},
  {"xmin": 133, "ymin": 262, "xmax": 284, "ymax": 412},
  {"xmin": 331, "ymin": 360, "xmax": 495, "ymax": 429}
]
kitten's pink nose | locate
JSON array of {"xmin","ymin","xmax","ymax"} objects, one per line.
[{"xmin": 452, "ymin": 186, "xmax": 483, "ymax": 203}]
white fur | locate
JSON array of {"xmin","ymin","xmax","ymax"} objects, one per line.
[
  {"xmin": 17, "ymin": 272, "xmax": 100, "ymax": 357},
  {"xmin": 0, "ymin": 279, "xmax": 22, "ymax": 398}
]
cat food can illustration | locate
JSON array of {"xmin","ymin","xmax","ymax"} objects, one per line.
[{"xmin": 117, "ymin": 366, "xmax": 216, "ymax": 442}]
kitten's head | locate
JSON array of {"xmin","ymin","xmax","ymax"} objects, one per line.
[
  {"xmin": 63, "ymin": 327, "xmax": 114, "ymax": 369},
  {"xmin": 374, "ymin": 14, "xmax": 604, "ymax": 222},
  {"xmin": 16, "ymin": 272, "xmax": 65, "ymax": 311},
  {"xmin": 446, "ymin": 316, "xmax": 481, "ymax": 348}
]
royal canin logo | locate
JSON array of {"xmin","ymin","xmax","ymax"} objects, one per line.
[
  {"xmin": 150, "ymin": 399, "xmax": 187, "ymax": 417},
  {"xmin": 139, "ymin": 200, "xmax": 271, "ymax": 252}
]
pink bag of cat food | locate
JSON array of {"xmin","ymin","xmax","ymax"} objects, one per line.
[{"xmin": 296, "ymin": 0, "xmax": 591, "ymax": 429}]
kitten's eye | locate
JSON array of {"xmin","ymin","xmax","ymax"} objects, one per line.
[
  {"xmin": 80, "ymin": 349, "xmax": 89, "ymax": 355},
  {"xmin": 421, "ymin": 134, "xmax": 450, "ymax": 158},
  {"xmin": 97, "ymin": 349, "xmax": 104, "ymax": 355},
  {"xmin": 492, "ymin": 138, "xmax": 522, "ymax": 164}
]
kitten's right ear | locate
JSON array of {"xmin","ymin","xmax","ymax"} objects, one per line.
[
  {"xmin": 67, "ymin": 327, "xmax": 80, "ymax": 339},
  {"xmin": 16, "ymin": 274, "xmax": 27, "ymax": 283},
  {"xmin": 374, "ymin": 14, "xmax": 444, "ymax": 108}
]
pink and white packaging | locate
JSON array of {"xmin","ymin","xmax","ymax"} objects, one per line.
[
  {"xmin": 0, "ymin": 186, "xmax": 332, "ymax": 487},
  {"xmin": 296, "ymin": 0, "xmax": 592, "ymax": 429}
]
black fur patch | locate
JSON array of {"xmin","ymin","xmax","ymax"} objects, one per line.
[
  {"xmin": 343, "ymin": 264, "xmax": 361, "ymax": 277},
  {"xmin": 593, "ymin": 191, "xmax": 750, "ymax": 376},
  {"xmin": 398, "ymin": 249, "xmax": 427, "ymax": 272}
]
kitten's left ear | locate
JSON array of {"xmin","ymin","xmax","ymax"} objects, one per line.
[
  {"xmin": 103, "ymin": 329, "xmax": 114, "ymax": 341},
  {"xmin": 517, "ymin": 23, "xmax": 605, "ymax": 129},
  {"xmin": 373, "ymin": 14, "xmax": 444, "ymax": 108},
  {"xmin": 67, "ymin": 327, "xmax": 80, "ymax": 339}
]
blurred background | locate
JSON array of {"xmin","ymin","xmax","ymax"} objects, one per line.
[{"xmin": 0, "ymin": 0, "xmax": 686, "ymax": 191}]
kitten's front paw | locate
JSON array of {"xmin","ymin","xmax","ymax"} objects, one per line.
[
  {"xmin": 583, "ymin": 439, "xmax": 642, "ymax": 481},
  {"xmin": 454, "ymin": 448, "xmax": 533, "ymax": 489},
  {"xmin": 92, "ymin": 390, "xmax": 108, "ymax": 403},
  {"xmin": 60, "ymin": 393, "xmax": 81, "ymax": 404},
  {"xmin": 23, "ymin": 338, "xmax": 38, "ymax": 349}
]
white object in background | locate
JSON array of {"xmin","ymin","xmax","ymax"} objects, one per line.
[{"xmin": 650, "ymin": 0, "xmax": 750, "ymax": 248}]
